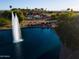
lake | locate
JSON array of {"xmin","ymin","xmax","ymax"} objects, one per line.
[{"xmin": 0, "ymin": 27, "xmax": 61, "ymax": 59}]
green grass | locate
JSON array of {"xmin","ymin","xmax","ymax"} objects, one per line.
[{"xmin": 0, "ymin": 18, "xmax": 10, "ymax": 23}]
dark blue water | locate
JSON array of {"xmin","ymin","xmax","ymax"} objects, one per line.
[{"xmin": 0, "ymin": 27, "xmax": 61, "ymax": 59}]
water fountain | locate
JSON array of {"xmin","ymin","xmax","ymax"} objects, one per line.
[{"xmin": 12, "ymin": 12, "xmax": 23, "ymax": 43}]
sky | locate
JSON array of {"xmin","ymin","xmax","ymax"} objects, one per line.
[{"xmin": 0, "ymin": 0, "xmax": 79, "ymax": 11}]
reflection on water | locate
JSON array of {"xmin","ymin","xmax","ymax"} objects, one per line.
[
  {"xmin": 14, "ymin": 43, "xmax": 22, "ymax": 59},
  {"xmin": 0, "ymin": 27, "xmax": 61, "ymax": 59}
]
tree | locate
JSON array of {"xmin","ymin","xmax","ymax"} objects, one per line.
[
  {"xmin": 51, "ymin": 13, "xmax": 59, "ymax": 20},
  {"xmin": 67, "ymin": 8, "xmax": 70, "ymax": 11},
  {"xmin": 71, "ymin": 9, "xmax": 73, "ymax": 12},
  {"xmin": 41, "ymin": 8, "xmax": 44, "ymax": 11},
  {"xmin": 35, "ymin": 8, "xmax": 38, "ymax": 11},
  {"xmin": 11, "ymin": 8, "xmax": 26, "ymax": 22},
  {"xmin": 2, "ymin": 11, "xmax": 11, "ymax": 20}
]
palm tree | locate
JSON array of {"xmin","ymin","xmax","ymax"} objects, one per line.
[
  {"xmin": 71, "ymin": 9, "xmax": 73, "ymax": 12},
  {"xmin": 67, "ymin": 8, "xmax": 70, "ymax": 11}
]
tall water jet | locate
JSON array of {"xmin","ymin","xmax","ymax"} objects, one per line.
[{"xmin": 12, "ymin": 12, "xmax": 23, "ymax": 43}]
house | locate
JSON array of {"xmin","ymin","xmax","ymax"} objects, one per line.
[{"xmin": 27, "ymin": 12, "xmax": 51, "ymax": 20}]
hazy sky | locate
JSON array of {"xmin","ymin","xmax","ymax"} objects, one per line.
[{"xmin": 0, "ymin": 0, "xmax": 79, "ymax": 10}]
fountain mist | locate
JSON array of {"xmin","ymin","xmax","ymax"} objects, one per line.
[{"xmin": 12, "ymin": 12, "xmax": 23, "ymax": 43}]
